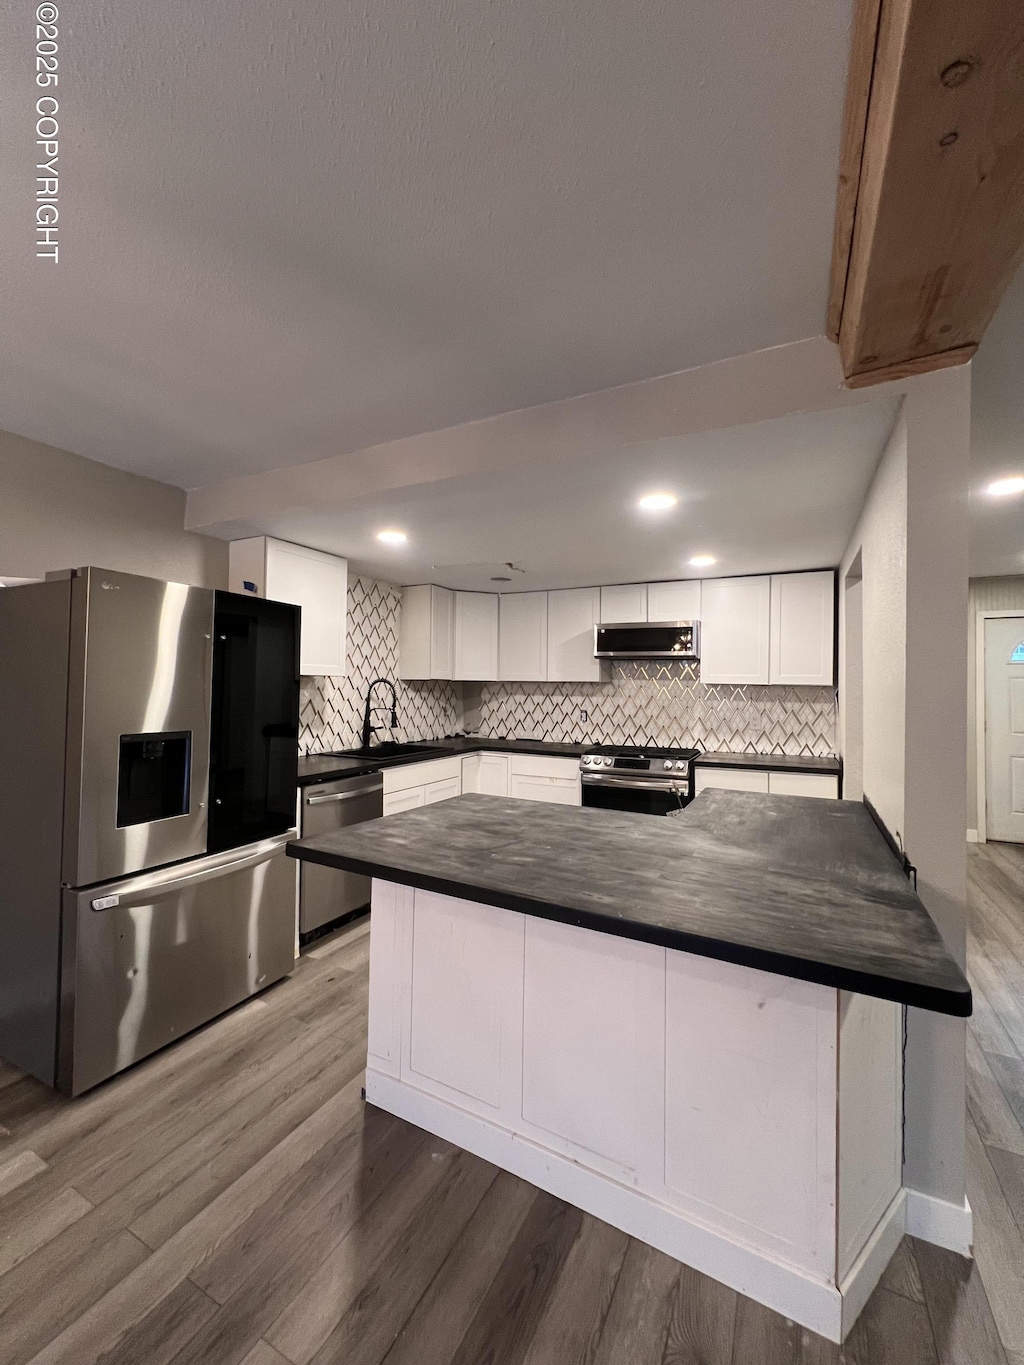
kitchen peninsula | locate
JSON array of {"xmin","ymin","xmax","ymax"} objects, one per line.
[{"xmin": 287, "ymin": 791, "xmax": 970, "ymax": 1343}]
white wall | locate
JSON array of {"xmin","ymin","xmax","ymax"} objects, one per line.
[
  {"xmin": 840, "ymin": 415, "xmax": 907, "ymax": 832},
  {"xmin": 967, "ymin": 576, "xmax": 1024, "ymax": 835},
  {"xmin": 0, "ymin": 428, "xmax": 226, "ymax": 588},
  {"xmin": 840, "ymin": 366, "xmax": 970, "ymax": 1224}
]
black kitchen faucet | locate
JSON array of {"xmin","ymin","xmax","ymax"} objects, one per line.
[{"xmin": 361, "ymin": 678, "xmax": 398, "ymax": 749}]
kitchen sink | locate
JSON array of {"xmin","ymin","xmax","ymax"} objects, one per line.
[{"xmin": 341, "ymin": 742, "xmax": 440, "ymax": 759}]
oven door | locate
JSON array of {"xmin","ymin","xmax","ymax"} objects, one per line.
[{"xmin": 581, "ymin": 774, "xmax": 692, "ymax": 817}]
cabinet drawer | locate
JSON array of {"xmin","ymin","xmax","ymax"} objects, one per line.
[
  {"xmin": 694, "ymin": 768, "xmax": 770, "ymax": 794},
  {"xmin": 424, "ymin": 775, "xmax": 461, "ymax": 804},
  {"xmin": 507, "ymin": 754, "xmax": 581, "ymax": 781},
  {"xmin": 509, "ymin": 773, "xmax": 580, "ymax": 805},
  {"xmin": 767, "ymin": 771, "xmax": 839, "ymax": 799},
  {"xmin": 383, "ymin": 787, "xmax": 426, "ymax": 816}
]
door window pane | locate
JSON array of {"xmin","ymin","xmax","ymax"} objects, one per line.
[{"xmin": 1009, "ymin": 641, "xmax": 1024, "ymax": 662}]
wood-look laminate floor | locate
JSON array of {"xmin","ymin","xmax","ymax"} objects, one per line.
[{"xmin": 1, "ymin": 844, "xmax": 1023, "ymax": 1364}]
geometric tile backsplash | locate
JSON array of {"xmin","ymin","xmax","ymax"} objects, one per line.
[
  {"xmin": 300, "ymin": 576, "xmax": 459, "ymax": 754},
  {"xmin": 476, "ymin": 665, "xmax": 837, "ymax": 756},
  {"xmin": 301, "ymin": 576, "xmax": 837, "ymax": 758}
]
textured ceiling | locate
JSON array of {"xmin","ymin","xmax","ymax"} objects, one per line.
[
  {"xmin": 970, "ymin": 268, "xmax": 1024, "ymax": 578},
  {"xmin": 0, "ymin": 0, "xmax": 852, "ymax": 488},
  {"xmin": 259, "ymin": 400, "xmax": 900, "ymax": 591}
]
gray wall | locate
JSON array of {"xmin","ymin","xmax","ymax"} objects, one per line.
[
  {"xmin": 0, "ymin": 428, "xmax": 226, "ymax": 588},
  {"xmin": 968, "ymin": 576, "xmax": 1024, "ymax": 834}
]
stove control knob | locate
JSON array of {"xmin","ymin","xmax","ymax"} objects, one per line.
[
  {"xmin": 675, "ymin": 760, "xmax": 686, "ymax": 770},
  {"xmin": 663, "ymin": 760, "xmax": 673, "ymax": 770},
  {"xmin": 604, "ymin": 757, "xmax": 613, "ymax": 766}
]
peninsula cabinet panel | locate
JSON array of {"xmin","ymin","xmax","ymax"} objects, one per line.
[
  {"xmin": 547, "ymin": 587, "xmax": 602, "ymax": 683},
  {"xmin": 521, "ymin": 918, "xmax": 664, "ymax": 1180},
  {"xmin": 698, "ymin": 576, "xmax": 771, "ymax": 684},
  {"xmin": 663, "ymin": 953, "xmax": 837, "ymax": 1279},
  {"xmin": 599, "ymin": 583, "xmax": 648, "ymax": 624},
  {"xmin": 454, "ymin": 591, "xmax": 499, "ymax": 681},
  {"xmin": 404, "ymin": 891, "xmax": 523, "ymax": 1116},
  {"xmin": 229, "ymin": 536, "xmax": 347, "ymax": 676},
  {"xmin": 399, "ymin": 584, "xmax": 453, "ymax": 681},
  {"xmin": 647, "ymin": 579, "xmax": 701, "ymax": 623},
  {"xmin": 769, "ymin": 571, "xmax": 835, "ymax": 686},
  {"xmin": 498, "ymin": 592, "xmax": 548, "ymax": 681}
]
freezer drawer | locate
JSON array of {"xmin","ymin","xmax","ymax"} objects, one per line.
[
  {"xmin": 299, "ymin": 772, "xmax": 383, "ymax": 936},
  {"xmin": 59, "ymin": 833, "xmax": 296, "ymax": 1095}
]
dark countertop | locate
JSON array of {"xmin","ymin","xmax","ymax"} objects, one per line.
[
  {"xmin": 298, "ymin": 738, "xmax": 839, "ymax": 786},
  {"xmin": 695, "ymin": 752, "xmax": 842, "ymax": 776},
  {"xmin": 287, "ymin": 790, "xmax": 970, "ymax": 1017}
]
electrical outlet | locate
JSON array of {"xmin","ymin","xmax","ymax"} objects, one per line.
[{"xmin": 579, "ymin": 708, "xmax": 589, "ymax": 724}]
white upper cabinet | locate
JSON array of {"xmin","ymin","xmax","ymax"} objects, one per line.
[
  {"xmin": 229, "ymin": 536, "xmax": 347, "ymax": 676},
  {"xmin": 769, "ymin": 572, "xmax": 835, "ymax": 686},
  {"xmin": 399, "ymin": 585, "xmax": 454, "ymax": 681},
  {"xmin": 454, "ymin": 592, "xmax": 499, "ymax": 680},
  {"xmin": 499, "ymin": 592, "xmax": 548, "ymax": 681},
  {"xmin": 699, "ymin": 576, "xmax": 771, "ymax": 685},
  {"xmin": 647, "ymin": 579, "xmax": 702, "ymax": 623},
  {"xmin": 547, "ymin": 587, "xmax": 602, "ymax": 682},
  {"xmin": 599, "ymin": 583, "xmax": 648, "ymax": 624}
]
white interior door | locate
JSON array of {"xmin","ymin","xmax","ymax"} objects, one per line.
[{"xmin": 985, "ymin": 615, "xmax": 1024, "ymax": 843}]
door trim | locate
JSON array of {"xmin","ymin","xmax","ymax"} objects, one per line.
[{"xmin": 974, "ymin": 610, "xmax": 1024, "ymax": 845}]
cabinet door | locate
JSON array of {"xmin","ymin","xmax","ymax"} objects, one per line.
[
  {"xmin": 699, "ymin": 577, "xmax": 770, "ymax": 684},
  {"xmin": 647, "ymin": 580, "xmax": 701, "ymax": 623},
  {"xmin": 478, "ymin": 753, "xmax": 510, "ymax": 796},
  {"xmin": 599, "ymin": 584, "xmax": 648, "ymax": 624},
  {"xmin": 499, "ymin": 593, "xmax": 548, "ymax": 681},
  {"xmin": 694, "ymin": 767, "xmax": 770, "ymax": 794},
  {"xmin": 454, "ymin": 592, "xmax": 499, "ymax": 681},
  {"xmin": 424, "ymin": 775, "xmax": 461, "ymax": 804},
  {"xmin": 547, "ymin": 588, "xmax": 601, "ymax": 682},
  {"xmin": 769, "ymin": 572, "xmax": 835, "ymax": 686},
  {"xmin": 767, "ymin": 771, "xmax": 839, "ymax": 799},
  {"xmin": 430, "ymin": 586, "xmax": 455, "ymax": 679},
  {"xmin": 383, "ymin": 786, "xmax": 426, "ymax": 816},
  {"xmin": 263, "ymin": 539, "xmax": 348, "ymax": 676},
  {"xmin": 399, "ymin": 585, "xmax": 454, "ymax": 680}
]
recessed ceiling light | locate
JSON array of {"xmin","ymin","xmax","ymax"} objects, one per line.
[
  {"xmin": 375, "ymin": 529, "xmax": 408, "ymax": 544},
  {"xmin": 986, "ymin": 476, "xmax": 1024, "ymax": 497},
  {"xmin": 689, "ymin": 555, "xmax": 716, "ymax": 568},
  {"xmin": 637, "ymin": 492, "xmax": 678, "ymax": 512}
]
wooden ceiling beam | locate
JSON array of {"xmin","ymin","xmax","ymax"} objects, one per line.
[{"xmin": 828, "ymin": 0, "xmax": 1024, "ymax": 387}]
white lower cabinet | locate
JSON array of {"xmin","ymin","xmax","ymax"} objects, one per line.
[
  {"xmin": 382, "ymin": 756, "xmax": 462, "ymax": 816},
  {"xmin": 695, "ymin": 767, "xmax": 838, "ymax": 799},
  {"xmin": 507, "ymin": 753, "xmax": 581, "ymax": 805}
]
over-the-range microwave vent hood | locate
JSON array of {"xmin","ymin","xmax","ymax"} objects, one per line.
[{"xmin": 594, "ymin": 620, "xmax": 700, "ymax": 661}]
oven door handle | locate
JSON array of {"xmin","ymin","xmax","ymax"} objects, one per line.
[{"xmin": 581, "ymin": 774, "xmax": 689, "ymax": 791}]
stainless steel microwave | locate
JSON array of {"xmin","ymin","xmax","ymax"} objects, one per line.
[{"xmin": 593, "ymin": 620, "xmax": 700, "ymax": 661}]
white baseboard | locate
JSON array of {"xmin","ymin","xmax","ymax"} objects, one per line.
[
  {"xmin": 967, "ymin": 829, "xmax": 980, "ymax": 843},
  {"xmin": 367, "ymin": 1069, "xmax": 847, "ymax": 1340},
  {"xmin": 839, "ymin": 1190, "xmax": 906, "ymax": 1338},
  {"xmin": 904, "ymin": 1188, "xmax": 973, "ymax": 1256}
]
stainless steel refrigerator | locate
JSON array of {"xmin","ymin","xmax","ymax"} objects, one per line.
[{"xmin": 0, "ymin": 568, "xmax": 300, "ymax": 1094}]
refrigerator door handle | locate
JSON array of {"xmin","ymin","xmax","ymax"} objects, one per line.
[{"xmin": 87, "ymin": 831, "xmax": 296, "ymax": 909}]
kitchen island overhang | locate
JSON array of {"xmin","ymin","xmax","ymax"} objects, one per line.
[{"xmin": 287, "ymin": 791, "xmax": 971, "ymax": 1343}]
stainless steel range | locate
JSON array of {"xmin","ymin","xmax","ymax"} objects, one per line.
[{"xmin": 580, "ymin": 744, "xmax": 700, "ymax": 816}]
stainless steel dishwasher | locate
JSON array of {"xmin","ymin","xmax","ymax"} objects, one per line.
[{"xmin": 299, "ymin": 771, "xmax": 384, "ymax": 939}]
